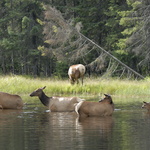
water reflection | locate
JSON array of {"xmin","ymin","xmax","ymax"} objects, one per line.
[
  {"xmin": 0, "ymin": 109, "xmax": 23, "ymax": 126},
  {"xmin": 1, "ymin": 102, "xmax": 150, "ymax": 150},
  {"xmin": 78, "ymin": 116, "xmax": 114, "ymax": 134},
  {"xmin": 0, "ymin": 109, "xmax": 24, "ymax": 150},
  {"xmin": 43, "ymin": 112, "xmax": 114, "ymax": 150},
  {"xmin": 76, "ymin": 116, "xmax": 114, "ymax": 149}
]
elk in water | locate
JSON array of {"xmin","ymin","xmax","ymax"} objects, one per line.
[
  {"xmin": 30, "ymin": 86, "xmax": 85, "ymax": 112},
  {"xmin": 142, "ymin": 101, "xmax": 150, "ymax": 112},
  {"xmin": 75, "ymin": 94, "xmax": 114, "ymax": 117},
  {"xmin": 0, "ymin": 92, "xmax": 23, "ymax": 109},
  {"xmin": 68, "ymin": 64, "xmax": 86, "ymax": 85}
]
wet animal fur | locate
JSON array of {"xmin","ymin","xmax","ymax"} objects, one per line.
[
  {"xmin": 75, "ymin": 94, "xmax": 114, "ymax": 117},
  {"xmin": 30, "ymin": 86, "xmax": 84, "ymax": 112},
  {"xmin": 0, "ymin": 92, "xmax": 23, "ymax": 109}
]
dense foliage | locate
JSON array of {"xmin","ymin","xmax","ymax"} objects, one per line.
[{"xmin": 0, "ymin": 0, "xmax": 149, "ymax": 77}]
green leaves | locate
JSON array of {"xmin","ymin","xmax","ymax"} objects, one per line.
[{"xmin": 22, "ymin": 16, "xmax": 31, "ymax": 29}]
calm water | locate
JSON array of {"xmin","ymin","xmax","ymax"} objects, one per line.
[{"xmin": 0, "ymin": 98, "xmax": 150, "ymax": 150}]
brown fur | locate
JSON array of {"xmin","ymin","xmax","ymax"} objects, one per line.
[
  {"xmin": 75, "ymin": 94, "xmax": 114, "ymax": 117},
  {"xmin": 0, "ymin": 92, "xmax": 23, "ymax": 109},
  {"xmin": 30, "ymin": 86, "xmax": 84, "ymax": 112},
  {"xmin": 68, "ymin": 64, "xmax": 86, "ymax": 85},
  {"xmin": 142, "ymin": 101, "xmax": 150, "ymax": 111}
]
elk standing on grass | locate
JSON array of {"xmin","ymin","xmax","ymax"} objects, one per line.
[
  {"xmin": 142, "ymin": 101, "xmax": 150, "ymax": 112},
  {"xmin": 0, "ymin": 92, "xmax": 23, "ymax": 109},
  {"xmin": 30, "ymin": 86, "xmax": 85, "ymax": 112},
  {"xmin": 75, "ymin": 94, "xmax": 114, "ymax": 117},
  {"xmin": 68, "ymin": 64, "xmax": 86, "ymax": 85}
]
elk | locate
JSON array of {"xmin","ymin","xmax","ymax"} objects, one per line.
[
  {"xmin": 29, "ymin": 86, "xmax": 85, "ymax": 112},
  {"xmin": 0, "ymin": 92, "xmax": 23, "ymax": 109},
  {"xmin": 142, "ymin": 101, "xmax": 150, "ymax": 112},
  {"xmin": 75, "ymin": 94, "xmax": 114, "ymax": 117},
  {"xmin": 68, "ymin": 64, "xmax": 86, "ymax": 85}
]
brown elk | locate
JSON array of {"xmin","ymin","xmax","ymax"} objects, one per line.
[
  {"xmin": 75, "ymin": 94, "xmax": 114, "ymax": 117},
  {"xmin": 142, "ymin": 101, "xmax": 150, "ymax": 112},
  {"xmin": 0, "ymin": 92, "xmax": 23, "ymax": 109},
  {"xmin": 29, "ymin": 86, "xmax": 85, "ymax": 112},
  {"xmin": 68, "ymin": 64, "xmax": 86, "ymax": 85}
]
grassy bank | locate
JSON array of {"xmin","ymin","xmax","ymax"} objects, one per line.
[{"xmin": 0, "ymin": 75, "xmax": 150, "ymax": 103}]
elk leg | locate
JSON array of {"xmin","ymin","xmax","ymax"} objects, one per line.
[{"xmin": 81, "ymin": 77, "xmax": 84, "ymax": 85}]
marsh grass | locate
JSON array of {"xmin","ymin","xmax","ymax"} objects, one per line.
[{"xmin": 0, "ymin": 75, "xmax": 150, "ymax": 103}]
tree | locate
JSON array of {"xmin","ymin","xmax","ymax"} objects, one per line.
[
  {"xmin": 43, "ymin": 1, "xmax": 133, "ymax": 76},
  {"xmin": 0, "ymin": 0, "xmax": 53, "ymax": 76},
  {"xmin": 117, "ymin": 0, "xmax": 150, "ymax": 74},
  {"xmin": 0, "ymin": 0, "xmax": 148, "ymax": 77}
]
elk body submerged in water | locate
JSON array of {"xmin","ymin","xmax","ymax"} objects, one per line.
[
  {"xmin": 30, "ymin": 86, "xmax": 84, "ymax": 112},
  {"xmin": 0, "ymin": 92, "xmax": 23, "ymax": 109},
  {"xmin": 75, "ymin": 94, "xmax": 114, "ymax": 117}
]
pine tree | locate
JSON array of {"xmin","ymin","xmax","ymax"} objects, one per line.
[{"xmin": 117, "ymin": 0, "xmax": 150, "ymax": 74}]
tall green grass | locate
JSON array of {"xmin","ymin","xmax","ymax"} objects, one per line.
[{"xmin": 0, "ymin": 75, "xmax": 150, "ymax": 103}]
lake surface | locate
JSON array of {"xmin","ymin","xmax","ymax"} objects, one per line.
[{"xmin": 0, "ymin": 98, "xmax": 150, "ymax": 150}]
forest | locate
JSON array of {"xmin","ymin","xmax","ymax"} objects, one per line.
[{"xmin": 0, "ymin": 0, "xmax": 149, "ymax": 78}]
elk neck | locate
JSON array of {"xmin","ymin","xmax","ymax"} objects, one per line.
[{"xmin": 39, "ymin": 91, "xmax": 50, "ymax": 107}]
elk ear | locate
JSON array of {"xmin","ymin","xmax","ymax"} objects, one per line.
[
  {"xmin": 104, "ymin": 94, "xmax": 110, "ymax": 97},
  {"xmin": 42, "ymin": 86, "xmax": 46, "ymax": 90}
]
